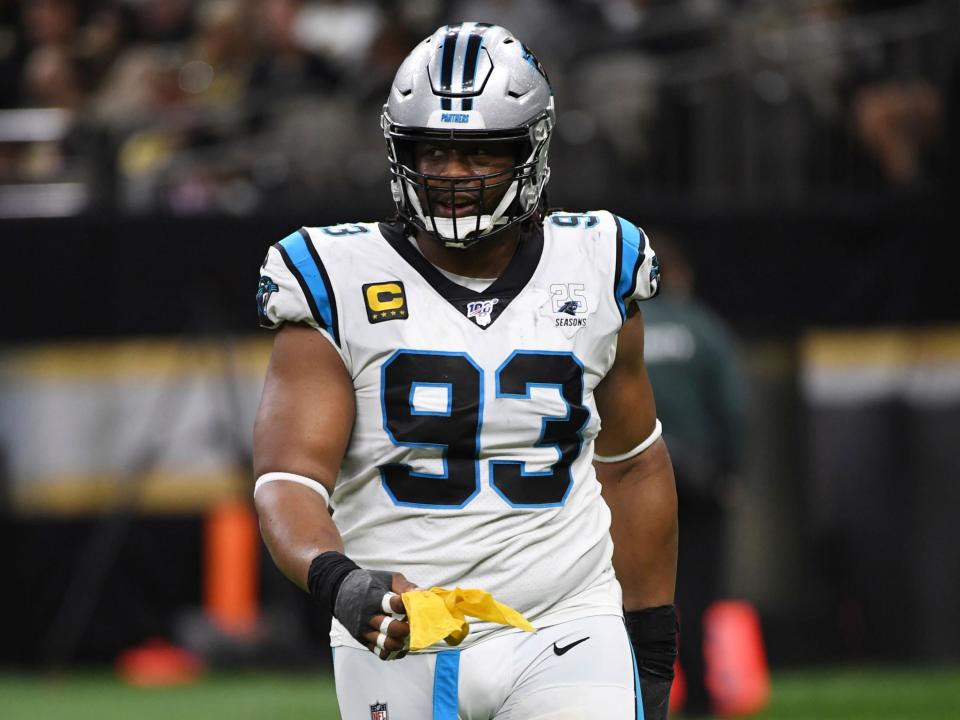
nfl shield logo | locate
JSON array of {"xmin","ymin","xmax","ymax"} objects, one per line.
[
  {"xmin": 370, "ymin": 701, "xmax": 389, "ymax": 720},
  {"xmin": 466, "ymin": 298, "xmax": 499, "ymax": 327}
]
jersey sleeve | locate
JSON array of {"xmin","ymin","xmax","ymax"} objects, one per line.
[
  {"xmin": 256, "ymin": 228, "xmax": 341, "ymax": 347},
  {"xmin": 612, "ymin": 215, "xmax": 660, "ymax": 319}
]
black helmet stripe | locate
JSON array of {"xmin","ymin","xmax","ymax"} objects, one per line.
[
  {"xmin": 439, "ymin": 24, "xmax": 462, "ymax": 110},
  {"xmin": 460, "ymin": 23, "xmax": 491, "ymax": 111}
]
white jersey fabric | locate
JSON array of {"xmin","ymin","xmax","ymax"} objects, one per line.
[{"xmin": 257, "ymin": 210, "xmax": 659, "ymax": 652}]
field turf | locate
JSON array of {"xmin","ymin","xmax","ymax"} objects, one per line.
[{"xmin": 0, "ymin": 667, "xmax": 957, "ymax": 719}]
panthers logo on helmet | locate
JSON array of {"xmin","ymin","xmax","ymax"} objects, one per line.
[
  {"xmin": 256, "ymin": 276, "xmax": 280, "ymax": 327},
  {"xmin": 520, "ymin": 42, "xmax": 550, "ymax": 83}
]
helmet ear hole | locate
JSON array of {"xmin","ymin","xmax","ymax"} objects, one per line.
[{"xmin": 393, "ymin": 137, "xmax": 416, "ymax": 170}]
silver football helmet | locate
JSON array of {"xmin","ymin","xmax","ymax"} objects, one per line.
[{"xmin": 382, "ymin": 23, "xmax": 555, "ymax": 248}]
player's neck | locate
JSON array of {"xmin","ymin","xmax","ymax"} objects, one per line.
[{"xmin": 412, "ymin": 226, "xmax": 522, "ymax": 280}]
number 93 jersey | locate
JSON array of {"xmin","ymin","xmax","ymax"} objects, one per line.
[{"xmin": 257, "ymin": 211, "xmax": 660, "ymax": 651}]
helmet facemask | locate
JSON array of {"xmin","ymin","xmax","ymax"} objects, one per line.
[{"xmin": 385, "ymin": 114, "xmax": 553, "ymax": 249}]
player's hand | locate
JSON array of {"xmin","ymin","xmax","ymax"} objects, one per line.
[
  {"xmin": 365, "ymin": 573, "xmax": 416, "ymax": 660},
  {"xmin": 334, "ymin": 569, "xmax": 417, "ymax": 661}
]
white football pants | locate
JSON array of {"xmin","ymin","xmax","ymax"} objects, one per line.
[{"xmin": 333, "ymin": 614, "xmax": 643, "ymax": 719}]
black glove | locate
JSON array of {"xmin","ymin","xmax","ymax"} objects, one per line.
[
  {"xmin": 307, "ymin": 551, "xmax": 397, "ymax": 643},
  {"xmin": 625, "ymin": 605, "xmax": 678, "ymax": 720}
]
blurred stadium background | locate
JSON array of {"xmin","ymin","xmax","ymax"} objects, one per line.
[{"xmin": 1, "ymin": 0, "xmax": 958, "ymax": 717}]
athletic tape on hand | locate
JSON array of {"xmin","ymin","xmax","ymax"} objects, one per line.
[{"xmin": 333, "ymin": 569, "xmax": 395, "ymax": 644}]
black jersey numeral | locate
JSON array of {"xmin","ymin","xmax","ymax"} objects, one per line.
[
  {"xmin": 321, "ymin": 224, "xmax": 368, "ymax": 236},
  {"xmin": 380, "ymin": 351, "xmax": 482, "ymax": 508},
  {"xmin": 378, "ymin": 350, "xmax": 588, "ymax": 509},
  {"xmin": 490, "ymin": 352, "xmax": 589, "ymax": 507},
  {"xmin": 549, "ymin": 213, "xmax": 599, "ymax": 228}
]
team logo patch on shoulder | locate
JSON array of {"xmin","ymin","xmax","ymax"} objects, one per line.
[
  {"xmin": 363, "ymin": 281, "xmax": 408, "ymax": 323},
  {"xmin": 257, "ymin": 276, "xmax": 279, "ymax": 327},
  {"xmin": 370, "ymin": 701, "xmax": 389, "ymax": 719}
]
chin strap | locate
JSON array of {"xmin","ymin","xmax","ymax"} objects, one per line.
[{"xmin": 404, "ymin": 178, "xmax": 519, "ymax": 247}]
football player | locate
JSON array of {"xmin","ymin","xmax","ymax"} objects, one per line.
[{"xmin": 253, "ymin": 23, "xmax": 677, "ymax": 720}]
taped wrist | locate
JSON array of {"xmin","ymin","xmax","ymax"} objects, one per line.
[
  {"xmin": 625, "ymin": 605, "xmax": 678, "ymax": 679},
  {"xmin": 307, "ymin": 551, "xmax": 361, "ymax": 614},
  {"xmin": 625, "ymin": 605, "xmax": 678, "ymax": 720},
  {"xmin": 333, "ymin": 568, "xmax": 396, "ymax": 643}
]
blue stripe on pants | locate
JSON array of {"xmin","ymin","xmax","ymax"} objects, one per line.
[
  {"xmin": 432, "ymin": 650, "xmax": 461, "ymax": 720},
  {"xmin": 630, "ymin": 644, "xmax": 645, "ymax": 720}
]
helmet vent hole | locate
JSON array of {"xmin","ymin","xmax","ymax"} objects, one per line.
[
  {"xmin": 507, "ymin": 90, "xmax": 526, "ymax": 99},
  {"xmin": 504, "ymin": 38, "xmax": 514, "ymax": 44}
]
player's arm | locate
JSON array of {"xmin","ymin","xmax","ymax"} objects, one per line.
[
  {"xmin": 593, "ymin": 309, "xmax": 678, "ymax": 720},
  {"xmin": 253, "ymin": 323, "xmax": 415, "ymax": 659}
]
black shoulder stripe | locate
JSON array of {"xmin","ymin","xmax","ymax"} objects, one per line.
[
  {"xmin": 299, "ymin": 228, "xmax": 340, "ymax": 345},
  {"xmin": 627, "ymin": 228, "xmax": 648, "ymax": 305},
  {"xmin": 274, "ymin": 241, "xmax": 324, "ymax": 330},
  {"xmin": 613, "ymin": 214, "xmax": 625, "ymax": 320}
]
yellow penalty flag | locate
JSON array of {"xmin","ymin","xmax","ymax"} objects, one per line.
[{"xmin": 401, "ymin": 587, "xmax": 536, "ymax": 651}]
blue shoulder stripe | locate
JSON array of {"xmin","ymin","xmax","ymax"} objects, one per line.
[
  {"xmin": 275, "ymin": 229, "xmax": 340, "ymax": 345},
  {"xmin": 614, "ymin": 215, "xmax": 647, "ymax": 322}
]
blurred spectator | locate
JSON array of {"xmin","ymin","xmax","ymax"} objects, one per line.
[
  {"xmin": 21, "ymin": 0, "xmax": 77, "ymax": 48},
  {"xmin": 0, "ymin": 1, "xmax": 24, "ymax": 107},
  {"xmin": 643, "ymin": 232, "xmax": 747, "ymax": 717},
  {"xmin": 0, "ymin": 0, "xmax": 955, "ymax": 214},
  {"xmin": 291, "ymin": 0, "xmax": 383, "ymax": 77},
  {"xmin": 92, "ymin": 45, "xmax": 183, "ymax": 126},
  {"xmin": 22, "ymin": 42, "xmax": 81, "ymax": 108},
  {"xmin": 137, "ymin": 0, "xmax": 193, "ymax": 44},
  {"xmin": 17, "ymin": 0, "xmax": 82, "ymax": 106},
  {"xmin": 75, "ymin": 2, "xmax": 139, "ymax": 84},
  {"xmin": 249, "ymin": 0, "xmax": 341, "ymax": 99},
  {"xmin": 851, "ymin": 80, "xmax": 942, "ymax": 187},
  {"xmin": 185, "ymin": 0, "xmax": 255, "ymax": 106}
]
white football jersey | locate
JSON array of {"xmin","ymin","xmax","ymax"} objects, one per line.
[{"xmin": 257, "ymin": 211, "xmax": 660, "ymax": 651}]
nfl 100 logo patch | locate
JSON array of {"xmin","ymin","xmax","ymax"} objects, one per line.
[
  {"xmin": 370, "ymin": 701, "xmax": 389, "ymax": 719},
  {"xmin": 466, "ymin": 298, "xmax": 498, "ymax": 327}
]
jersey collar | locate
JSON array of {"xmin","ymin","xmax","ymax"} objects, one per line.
[{"xmin": 378, "ymin": 221, "xmax": 544, "ymax": 329}]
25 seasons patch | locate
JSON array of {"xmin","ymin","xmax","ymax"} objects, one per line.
[{"xmin": 363, "ymin": 281, "xmax": 408, "ymax": 323}]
